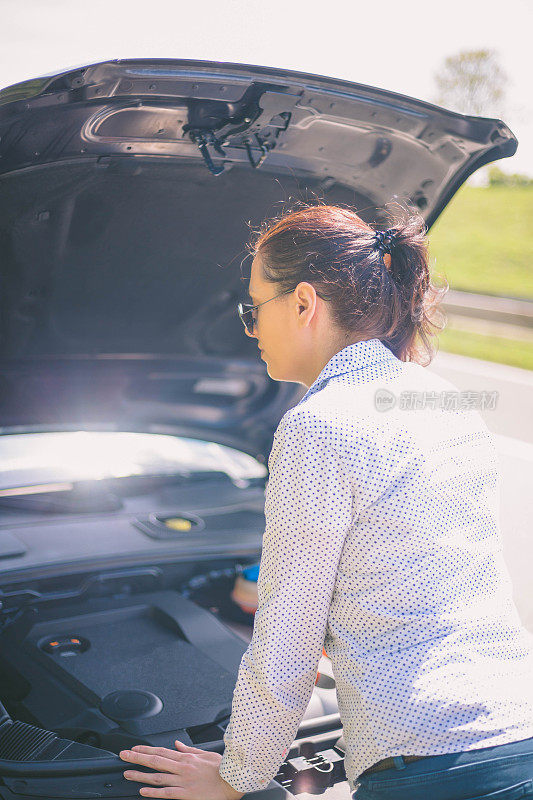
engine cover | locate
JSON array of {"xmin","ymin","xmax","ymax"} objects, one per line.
[{"xmin": 0, "ymin": 590, "xmax": 248, "ymax": 743}]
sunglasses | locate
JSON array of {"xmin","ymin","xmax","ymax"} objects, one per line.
[{"xmin": 237, "ymin": 288, "xmax": 295, "ymax": 335}]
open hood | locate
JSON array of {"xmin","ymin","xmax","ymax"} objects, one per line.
[{"xmin": 0, "ymin": 58, "xmax": 518, "ymax": 460}]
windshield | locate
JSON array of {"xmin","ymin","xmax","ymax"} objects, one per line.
[{"xmin": 0, "ymin": 431, "xmax": 267, "ymax": 493}]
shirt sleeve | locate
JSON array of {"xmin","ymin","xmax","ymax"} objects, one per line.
[{"xmin": 218, "ymin": 410, "xmax": 356, "ymax": 794}]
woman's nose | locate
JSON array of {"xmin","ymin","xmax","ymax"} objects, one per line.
[{"xmin": 244, "ymin": 323, "xmax": 257, "ymax": 339}]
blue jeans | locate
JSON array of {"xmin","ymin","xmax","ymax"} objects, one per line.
[{"xmin": 351, "ymin": 735, "xmax": 533, "ymax": 799}]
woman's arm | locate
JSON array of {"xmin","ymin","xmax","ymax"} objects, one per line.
[{"xmin": 218, "ymin": 410, "xmax": 356, "ymax": 794}]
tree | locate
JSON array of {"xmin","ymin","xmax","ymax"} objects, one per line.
[
  {"xmin": 433, "ymin": 48, "xmax": 508, "ymax": 117},
  {"xmin": 432, "ymin": 49, "xmax": 509, "ymax": 185}
]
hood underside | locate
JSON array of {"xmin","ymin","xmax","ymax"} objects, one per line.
[{"xmin": 0, "ymin": 59, "xmax": 518, "ymax": 455}]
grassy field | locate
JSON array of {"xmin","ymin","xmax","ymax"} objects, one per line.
[
  {"xmin": 436, "ymin": 326, "xmax": 533, "ymax": 371},
  {"xmin": 425, "ymin": 184, "xmax": 533, "ymax": 369},
  {"xmin": 427, "ymin": 185, "xmax": 533, "ymax": 299}
]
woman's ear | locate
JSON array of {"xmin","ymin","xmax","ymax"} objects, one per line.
[{"xmin": 295, "ymin": 283, "xmax": 319, "ymax": 326}]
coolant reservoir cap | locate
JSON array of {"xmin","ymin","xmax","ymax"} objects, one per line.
[{"xmin": 100, "ymin": 690, "xmax": 163, "ymax": 721}]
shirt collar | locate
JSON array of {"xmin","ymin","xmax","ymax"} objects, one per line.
[{"xmin": 296, "ymin": 338, "xmax": 397, "ymax": 406}]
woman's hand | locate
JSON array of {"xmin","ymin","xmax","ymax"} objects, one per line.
[{"xmin": 119, "ymin": 739, "xmax": 245, "ymax": 799}]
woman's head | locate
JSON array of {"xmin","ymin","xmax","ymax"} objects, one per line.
[{"xmin": 241, "ymin": 201, "xmax": 447, "ymax": 387}]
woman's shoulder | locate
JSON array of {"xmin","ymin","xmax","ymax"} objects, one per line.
[{"xmin": 276, "ymin": 364, "xmax": 496, "ymax": 464}]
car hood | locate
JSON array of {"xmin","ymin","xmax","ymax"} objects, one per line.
[{"xmin": 0, "ymin": 58, "xmax": 518, "ymax": 462}]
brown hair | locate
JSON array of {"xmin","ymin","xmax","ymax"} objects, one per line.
[{"xmin": 244, "ymin": 201, "xmax": 448, "ymax": 366}]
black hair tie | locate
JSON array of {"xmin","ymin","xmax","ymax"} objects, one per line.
[{"xmin": 373, "ymin": 228, "xmax": 396, "ymax": 255}]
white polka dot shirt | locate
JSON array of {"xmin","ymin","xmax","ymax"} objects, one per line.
[{"xmin": 218, "ymin": 338, "xmax": 533, "ymax": 795}]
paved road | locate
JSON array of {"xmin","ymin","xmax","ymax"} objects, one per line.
[
  {"xmin": 428, "ymin": 350, "xmax": 533, "ymax": 443},
  {"xmin": 428, "ymin": 351, "xmax": 533, "ymax": 632}
]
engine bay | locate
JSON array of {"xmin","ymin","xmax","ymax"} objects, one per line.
[{"xmin": 0, "ymin": 562, "xmax": 351, "ymax": 798}]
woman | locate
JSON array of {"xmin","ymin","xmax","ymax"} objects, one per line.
[{"xmin": 119, "ymin": 203, "xmax": 533, "ymax": 799}]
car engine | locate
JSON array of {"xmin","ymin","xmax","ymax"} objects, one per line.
[{"xmin": 0, "ymin": 564, "xmax": 351, "ymax": 799}]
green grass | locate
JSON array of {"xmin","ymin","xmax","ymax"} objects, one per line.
[
  {"xmin": 437, "ymin": 326, "xmax": 533, "ymax": 370},
  {"xmin": 427, "ymin": 185, "xmax": 533, "ymax": 299}
]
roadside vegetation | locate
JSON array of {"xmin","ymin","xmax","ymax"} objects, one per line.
[
  {"xmin": 428, "ymin": 183, "xmax": 533, "ymax": 299},
  {"xmin": 436, "ymin": 327, "xmax": 533, "ymax": 371},
  {"xmin": 427, "ymin": 178, "xmax": 533, "ymax": 369}
]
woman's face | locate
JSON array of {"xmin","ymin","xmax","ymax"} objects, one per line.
[{"xmin": 244, "ymin": 251, "xmax": 337, "ymax": 387}]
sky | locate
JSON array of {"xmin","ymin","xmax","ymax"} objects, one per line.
[{"xmin": 1, "ymin": 0, "xmax": 531, "ymax": 177}]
